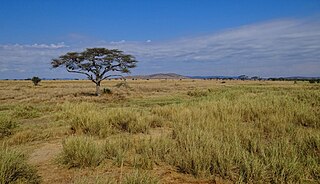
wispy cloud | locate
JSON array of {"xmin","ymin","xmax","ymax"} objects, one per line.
[
  {"xmin": 0, "ymin": 42, "xmax": 71, "ymax": 79},
  {"xmin": 0, "ymin": 42, "xmax": 68, "ymax": 49},
  {"xmin": 110, "ymin": 40, "xmax": 126, "ymax": 44},
  {"xmin": 0, "ymin": 17, "xmax": 319, "ymax": 79},
  {"xmin": 97, "ymin": 18, "xmax": 320, "ymax": 76}
]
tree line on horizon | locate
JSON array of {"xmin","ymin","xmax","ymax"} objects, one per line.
[{"xmin": 2, "ymin": 47, "xmax": 320, "ymax": 94}]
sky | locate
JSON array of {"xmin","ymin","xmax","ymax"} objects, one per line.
[{"xmin": 0, "ymin": 0, "xmax": 320, "ymax": 79}]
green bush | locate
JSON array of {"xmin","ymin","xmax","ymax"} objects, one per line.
[
  {"xmin": 59, "ymin": 136, "xmax": 103, "ymax": 168},
  {"xmin": 103, "ymin": 88, "xmax": 112, "ymax": 94},
  {"xmin": 31, "ymin": 76, "xmax": 41, "ymax": 86},
  {"xmin": 0, "ymin": 148, "xmax": 40, "ymax": 184}
]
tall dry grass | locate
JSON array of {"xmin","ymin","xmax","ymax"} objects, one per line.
[
  {"xmin": 59, "ymin": 136, "xmax": 104, "ymax": 168},
  {"xmin": 149, "ymin": 86, "xmax": 320, "ymax": 182},
  {"xmin": 58, "ymin": 102, "xmax": 164, "ymax": 137},
  {"xmin": 0, "ymin": 80, "xmax": 319, "ymax": 183},
  {"xmin": 0, "ymin": 147, "xmax": 40, "ymax": 183}
]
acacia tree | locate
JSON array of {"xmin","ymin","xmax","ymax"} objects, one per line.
[{"xmin": 51, "ymin": 48, "xmax": 137, "ymax": 96}]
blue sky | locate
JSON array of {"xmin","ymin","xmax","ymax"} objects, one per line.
[{"xmin": 1, "ymin": 0, "xmax": 320, "ymax": 78}]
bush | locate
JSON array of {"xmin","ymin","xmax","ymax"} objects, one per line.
[
  {"xmin": 103, "ymin": 88, "xmax": 112, "ymax": 94},
  {"xmin": 59, "ymin": 136, "xmax": 103, "ymax": 168},
  {"xmin": 31, "ymin": 76, "xmax": 41, "ymax": 86},
  {"xmin": 0, "ymin": 116, "xmax": 16, "ymax": 138},
  {"xmin": 0, "ymin": 148, "xmax": 40, "ymax": 184}
]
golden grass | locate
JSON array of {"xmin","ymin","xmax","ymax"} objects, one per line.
[
  {"xmin": 0, "ymin": 147, "xmax": 40, "ymax": 183},
  {"xmin": 0, "ymin": 79, "xmax": 319, "ymax": 183}
]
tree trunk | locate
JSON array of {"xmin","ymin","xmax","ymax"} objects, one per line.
[{"xmin": 96, "ymin": 82, "xmax": 101, "ymax": 96}]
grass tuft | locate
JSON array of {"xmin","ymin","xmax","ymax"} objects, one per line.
[
  {"xmin": 0, "ymin": 116, "xmax": 17, "ymax": 138},
  {"xmin": 0, "ymin": 147, "xmax": 40, "ymax": 184},
  {"xmin": 59, "ymin": 136, "xmax": 103, "ymax": 168}
]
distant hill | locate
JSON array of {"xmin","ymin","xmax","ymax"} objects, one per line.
[
  {"xmin": 126, "ymin": 73, "xmax": 189, "ymax": 79},
  {"xmin": 188, "ymin": 75, "xmax": 239, "ymax": 79}
]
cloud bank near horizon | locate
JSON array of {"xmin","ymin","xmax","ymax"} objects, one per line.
[{"xmin": 0, "ymin": 18, "xmax": 320, "ymax": 79}]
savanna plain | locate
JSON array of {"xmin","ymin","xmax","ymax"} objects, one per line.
[{"xmin": 0, "ymin": 79, "xmax": 319, "ymax": 184}]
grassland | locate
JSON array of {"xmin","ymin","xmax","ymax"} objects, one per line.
[{"xmin": 0, "ymin": 79, "xmax": 319, "ymax": 183}]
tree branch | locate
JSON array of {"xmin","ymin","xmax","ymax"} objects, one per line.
[
  {"xmin": 100, "ymin": 74, "xmax": 125, "ymax": 81},
  {"xmin": 66, "ymin": 68, "xmax": 90, "ymax": 77},
  {"xmin": 100, "ymin": 63, "xmax": 122, "ymax": 78},
  {"xmin": 66, "ymin": 68, "xmax": 97, "ymax": 84}
]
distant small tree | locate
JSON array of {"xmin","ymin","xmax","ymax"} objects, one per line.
[
  {"xmin": 31, "ymin": 76, "xmax": 41, "ymax": 86},
  {"xmin": 51, "ymin": 48, "xmax": 137, "ymax": 96}
]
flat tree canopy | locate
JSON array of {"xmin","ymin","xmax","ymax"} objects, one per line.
[{"xmin": 51, "ymin": 48, "xmax": 137, "ymax": 95}]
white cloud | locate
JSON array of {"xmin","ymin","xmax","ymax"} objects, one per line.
[
  {"xmin": 0, "ymin": 42, "xmax": 72, "ymax": 79},
  {"xmin": 0, "ymin": 42, "xmax": 68, "ymax": 49},
  {"xmin": 96, "ymin": 18, "xmax": 320, "ymax": 76},
  {"xmin": 0, "ymin": 17, "xmax": 320, "ymax": 78},
  {"xmin": 110, "ymin": 40, "xmax": 126, "ymax": 44}
]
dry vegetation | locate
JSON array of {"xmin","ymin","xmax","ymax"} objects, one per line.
[{"xmin": 0, "ymin": 79, "xmax": 319, "ymax": 183}]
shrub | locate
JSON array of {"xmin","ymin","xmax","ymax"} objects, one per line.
[
  {"xmin": 31, "ymin": 76, "xmax": 41, "ymax": 86},
  {"xmin": 103, "ymin": 88, "xmax": 112, "ymax": 94},
  {"xmin": 59, "ymin": 136, "xmax": 103, "ymax": 168},
  {"xmin": 0, "ymin": 148, "xmax": 40, "ymax": 184},
  {"xmin": 0, "ymin": 116, "xmax": 16, "ymax": 138}
]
